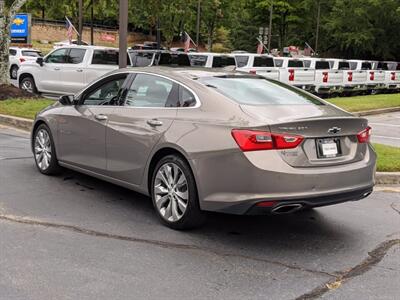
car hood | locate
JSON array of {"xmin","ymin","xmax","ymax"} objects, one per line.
[{"xmin": 240, "ymin": 103, "xmax": 351, "ymax": 124}]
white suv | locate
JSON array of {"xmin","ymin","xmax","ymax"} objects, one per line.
[
  {"xmin": 18, "ymin": 46, "xmax": 130, "ymax": 95},
  {"xmin": 9, "ymin": 47, "xmax": 42, "ymax": 79}
]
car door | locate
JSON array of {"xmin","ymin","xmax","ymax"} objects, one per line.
[
  {"xmin": 58, "ymin": 48, "xmax": 87, "ymax": 94},
  {"xmin": 58, "ymin": 73, "xmax": 129, "ymax": 173},
  {"xmin": 37, "ymin": 48, "xmax": 68, "ymax": 92},
  {"xmin": 106, "ymin": 73, "xmax": 178, "ymax": 185}
]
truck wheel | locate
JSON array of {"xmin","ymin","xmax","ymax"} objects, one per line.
[{"xmin": 20, "ymin": 76, "xmax": 38, "ymax": 94}]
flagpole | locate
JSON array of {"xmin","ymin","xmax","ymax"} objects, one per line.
[{"xmin": 66, "ymin": 17, "xmax": 80, "ymax": 36}]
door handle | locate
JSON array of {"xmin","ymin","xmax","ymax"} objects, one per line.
[
  {"xmin": 77, "ymin": 69, "xmax": 83, "ymax": 72},
  {"xmin": 54, "ymin": 67, "xmax": 60, "ymax": 71},
  {"xmin": 147, "ymin": 119, "xmax": 163, "ymax": 127},
  {"xmin": 95, "ymin": 114, "xmax": 108, "ymax": 121}
]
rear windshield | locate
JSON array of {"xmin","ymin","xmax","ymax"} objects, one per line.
[
  {"xmin": 199, "ymin": 76, "xmax": 324, "ymax": 106},
  {"xmin": 361, "ymin": 62, "xmax": 372, "ymax": 70},
  {"xmin": 253, "ymin": 56, "xmax": 274, "ymax": 67},
  {"xmin": 315, "ymin": 61, "xmax": 330, "ymax": 69},
  {"xmin": 338, "ymin": 62, "xmax": 350, "ymax": 70},
  {"xmin": 212, "ymin": 56, "xmax": 236, "ymax": 68},
  {"xmin": 189, "ymin": 55, "xmax": 207, "ymax": 67},
  {"xmin": 155, "ymin": 53, "xmax": 191, "ymax": 66},
  {"xmin": 22, "ymin": 51, "xmax": 42, "ymax": 57},
  {"xmin": 288, "ymin": 60, "xmax": 304, "ymax": 68}
]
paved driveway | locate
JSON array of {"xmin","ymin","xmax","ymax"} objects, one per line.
[
  {"xmin": 0, "ymin": 125, "xmax": 399, "ymax": 300},
  {"xmin": 368, "ymin": 112, "xmax": 400, "ymax": 147}
]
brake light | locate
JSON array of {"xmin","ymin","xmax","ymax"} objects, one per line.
[
  {"xmin": 348, "ymin": 71, "xmax": 353, "ymax": 82},
  {"xmin": 231, "ymin": 129, "xmax": 304, "ymax": 151},
  {"xmin": 249, "ymin": 70, "xmax": 257, "ymax": 75},
  {"xmin": 391, "ymin": 72, "xmax": 396, "ymax": 81},
  {"xmin": 357, "ymin": 126, "xmax": 371, "ymax": 143},
  {"xmin": 288, "ymin": 69, "xmax": 295, "ymax": 81},
  {"xmin": 322, "ymin": 72, "xmax": 329, "ymax": 83},
  {"xmin": 19, "ymin": 58, "xmax": 26, "ymax": 63},
  {"xmin": 370, "ymin": 71, "xmax": 374, "ymax": 81}
]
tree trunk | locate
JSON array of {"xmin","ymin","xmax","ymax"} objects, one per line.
[{"xmin": 0, "ymin": 0, "xmax": 29, "ymax": 85}]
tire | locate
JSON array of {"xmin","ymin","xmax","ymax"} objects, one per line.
[
  {"xmin": 151, "ymin": 155, "xmax": 205, "ymax": 230},
  {"xmin": 20, "ymin": 76, "xmax": 38, "ymax": 94},
  {"xmin": 10, "ymin": 65, "xmax": 19, "ymax": 80},
  {"xmin": 33, "ymin": 124, "xmax": 61, "ymax": 175}
]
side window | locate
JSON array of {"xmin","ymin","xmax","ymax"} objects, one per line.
[
  {"xmin": 67, "ymin": 49, "xmax": 86, "ymax": 64},
  {"xmin": 235, "ymin": 56, "xmax": 249, "ymax": 68},
  {"xmin": 92, "ymin": 50, "xmax": 119, "ymax": 65},
  {"xmin": 179, "ymin": 86, "xmax": 197, "ymax": 107},
  {"xmin": 45, "ymin": 48, "xmax": 68, "ymax": 63},
  {"xmin": 81, "ymin": 75, "xmax": 127, "ymax": 105},
  {"xmin": 9, "ymin": 49, "xmax": 17, "ymax": 56},
  {"xmin": 124, "ymin": 74, "xmax": 175, "ymax": 107},
  {"xmin": 190, "ymin": 55, "xmax": 208, "ymax": 67}
]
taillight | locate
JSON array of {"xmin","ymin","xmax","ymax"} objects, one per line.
[
  {"xmin": 348, "ymin": 71, "xmax": 353, "ymax": 82},
  {"xmin": 231, "ymin": 129, "xmax": 304, "ymax": 152},
  {"xmin": 256, "ymin": 201, "xmax": 277, "ymax": 207},
  {"xmin": 322, "ymin": 72, "xmax": 328, "ymax": 83},
  {"xmin": 357, "ymin": 126, "xmax": 372, "ymax": 143},
  {"xmin": 288, "ymin": 69, "xmax": 295, "ymax": 81},
  {"xmin": 370, "ymin": 71, "xmax": 374, "ymax": 81},
  {"xmin": 249, "ymin": 70, "xmax": 257, "ymax": 75},
  {"xmin": 19, "ymin": 58, "xmax": 26, "ymax": 63},
  {"xmin": 391, "ymin": 72, "xmax": 396, "ymax": 81}
]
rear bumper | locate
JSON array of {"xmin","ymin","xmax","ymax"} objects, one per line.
[
  {"xmin": 343, "ymin": 84, "xmax": 367, "ymax": 91},
  {"xmin": 192, "ymin": 145, "xmax": 376, "ymax": 215}
]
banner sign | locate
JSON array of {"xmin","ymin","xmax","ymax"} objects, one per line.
[{"xmin": 11, "ymin": 13, "xmax": 31, "ymax": 44}]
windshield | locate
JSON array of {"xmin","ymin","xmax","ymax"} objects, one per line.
[{"xmin": 199, "ymin": 76, "xmax": 324, "ymax": 106}]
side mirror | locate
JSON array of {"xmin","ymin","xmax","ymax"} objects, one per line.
[
  {"xmin": 36, "ymin": 57, "xmax": 44, "ymax": 66},
  {"xmin": 59, "ymin": 95, "xmax": 74, "ymax": 106}
]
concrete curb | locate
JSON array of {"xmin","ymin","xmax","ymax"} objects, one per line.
[
  {"xmin": 375, "ymin": 172, "xmax": 400, "ymax": 185},
  {"xmin": 0, "ymin": 114, "xmax": 33, "ymax": 131},
  {"xmin": 1, "ymin": 114, "xmax": 399, "ymax": 185},
  {"xmin": 354, "ymin": 106, "xmax": 400, "ymax": 116}
]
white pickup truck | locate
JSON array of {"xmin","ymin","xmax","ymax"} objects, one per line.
[
  {"xmin": 348, "ymin": 60, "xmax": 385, "ymax": 93},
  {"xmin": 303, "ymin": 58, "xmax": 343, "ymax": 95},
  {"xmin": 327, "ymin": 59, "xmax": 366, "ymax": 94},
  {"xmin": 375, "ymin": 61, "xmax": 400, "ymax": 91},
  {"xmin": 233, "ymin": 54, "xmax": 279, "ymax": 80},
  {"xmin": 18, "ymin": 46, "xmax": 129, "ymax": 95},
  {"xmin": 189, "ymin": 52, "xmax": 236, "ymax": 68},
  {"xmin": 274, "ymin": 57, "xmax": 315, "ymax": 91}
]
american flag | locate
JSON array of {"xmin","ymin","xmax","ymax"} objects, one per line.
[
  {"xmin": 257, "ymin": 39, "xmax": 264, "ymax": 54},
  {"xmin": 65, "ymin": 17, "xmax": 75, "ymax": 43},
  {"xmin": 182, "ymin": 31, "xmax": 194, "ymax": 53}
]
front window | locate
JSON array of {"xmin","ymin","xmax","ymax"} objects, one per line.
[
  {"xmin": 130, "ymin": 52, "xmax": 153, "ymax": 67},
  {"xmin": 361, "ymin": 62, "xmax": 372, "ymax": 70},
  {"xmin": 81, "ymin": 75, "xmax": 127, "ymax": 105},
  {"xmin": 274, "ymin": 59, "xmax": 283, "ymax": 67},
  {"xmin": 67, "ymin": 49, "xmax": 86, "ymax": 64},
  {"xmin": 9, "ymin": 49, "xmax": 17, "ymax": 56},
  {"xmin": 124, "ymin": 74, "xmax": 177, "ymax": 107},
  {"xmin": 199, "ymin": 76, "xmax": 324, "ymax": 106},
  {"xmin": 45, "ymin": 48, "xmax": 68, "ymax": 63}
]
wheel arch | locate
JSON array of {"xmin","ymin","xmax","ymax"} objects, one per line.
[
  {"xmin": 146, "ymin": 146, "xmax": 198, "ymax": 197},
  {"xmin": 31, "ymin": 119, "xmax": 48, "ymax": 153},
  {"xmin": 19, "ymin": 72, "xmax": 35, "ymax": 85}
]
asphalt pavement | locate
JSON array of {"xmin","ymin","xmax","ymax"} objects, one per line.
[
  {"xmin": 0, "ymin": 125, "xmax": 399, "ymax": 300},
  {"xmin": 368, "ymin": 112, "xmax": 400, "ymax": 147}
]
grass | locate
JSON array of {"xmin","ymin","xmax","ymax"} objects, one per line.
[
  {"xmin": 0, "ymin": 98, "xmax": 54, "ymax": 119},
  {"xmin": 373, "ymin": 143, "xmax": 400, "ymax": 172},
  {"xmin": 328, "ymin": 93, "xmax": 400, "ymax": 112}
]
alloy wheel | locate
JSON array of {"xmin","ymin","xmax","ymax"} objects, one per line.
[
  {"xmin": 154, "ymin": 163, "xmax": 189, "ymax": 222},
  {"xmin": 34, "ymin": 129, "xmax": 52, "ymax": 171},
  {"xmin": 21, "ymin": 80, "xmax": 33, "ymax": 93}
]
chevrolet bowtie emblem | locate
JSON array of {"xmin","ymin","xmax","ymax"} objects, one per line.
[{"xmin": 328, "ymin": 127, "xmax": 341, "ymax": 134}]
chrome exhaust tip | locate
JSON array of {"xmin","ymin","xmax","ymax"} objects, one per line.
[{"xmin": 271, "ymin": 204, "xmax": 303, "ymax": 214}]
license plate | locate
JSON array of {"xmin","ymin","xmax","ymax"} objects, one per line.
[{"xmin": 316, "ymin": 138, "xmax": 341, "ymax": 158}]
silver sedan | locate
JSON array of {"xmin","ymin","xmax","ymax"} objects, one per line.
[{"xmin": 32, "ymin": 67, "xmax": 376, "ymax": 229}]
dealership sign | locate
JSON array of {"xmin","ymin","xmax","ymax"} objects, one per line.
[{"xmin": 11, "ymin": 13, "xmax": 31, "ymax": 44}]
